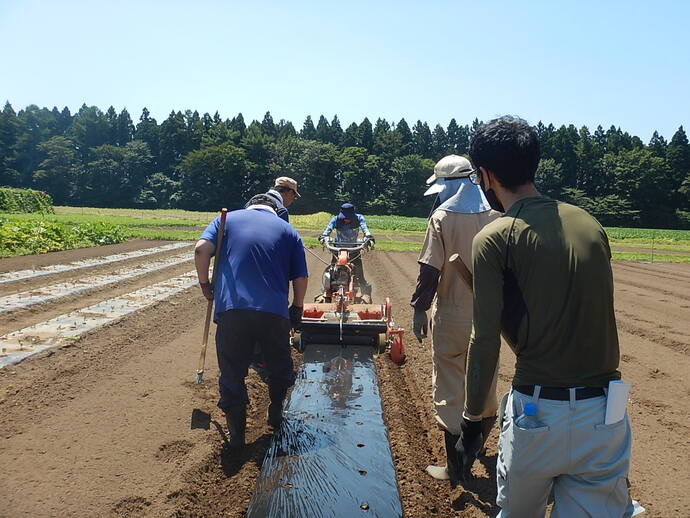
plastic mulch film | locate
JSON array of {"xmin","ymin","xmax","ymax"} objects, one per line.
[{"xmin": 247, "ymin": 345, "xmax": 402, "ymax": 518}]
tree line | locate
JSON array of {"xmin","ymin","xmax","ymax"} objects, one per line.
[{"xmin": 0, "ymin": 102, "xmax": 688, "ymax": 227}]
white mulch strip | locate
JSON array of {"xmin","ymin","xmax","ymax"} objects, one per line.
[
  {"xmin": 0, "ymin": 242, "xmax": 192, "ymax": 285},
  {"xmin": 0, "ymin": 252, "xmax": 193, "ymax": 314}
]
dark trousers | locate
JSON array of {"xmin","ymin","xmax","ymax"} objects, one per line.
[{"xmin": 215, "ymin": 309, "xmax": 295, "ymax": 411}]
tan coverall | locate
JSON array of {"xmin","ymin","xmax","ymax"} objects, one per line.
[{"xmin": 418, "ymin": 208, "xmax": 500, "ymax": 435}]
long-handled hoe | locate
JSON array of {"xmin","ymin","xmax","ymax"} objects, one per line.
[{"xmin": 195, "ymin": 208, "xmax": 228, "ymax": 384}]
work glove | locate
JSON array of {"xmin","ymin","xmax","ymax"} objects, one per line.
[
  {"xmin": 289, "ymin": 305, "xmax": 303, "ymax": 331},
  {"xmin": 412, "ymin": 308, "xmax": 428, "ymax": 342},
  {"xmin": 365, "ymin": 234, "xmax": 375, "ymax": 247},
  {"xmin": 456, "ymin": 416, "xmax": 484, "ymax": 484},
  {"xmin": 318, "ymin": 235, "xmax": 327, "ymax": 244},
  {"xmin": 199, "ymin": 281, "xmax": 213, "ymax": 301}
]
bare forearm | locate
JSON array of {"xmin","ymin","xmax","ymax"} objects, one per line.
[
  {"xmin": 194, "ymin": 240, "xmax": 214, "ymax": 283},
  {"xmin": 291, "ymin": 276, "xmax": 308, "ymax": 306}
]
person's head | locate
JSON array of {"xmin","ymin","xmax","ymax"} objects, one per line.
[
  {"xmin": 244, "ymin": 194, "xmax": 278, "ymax": 213},
  {"xmin": 273, "ymin": 176, "xmax": 300, "ymax": 207},
  {"xmin": 469, "ymin": 116, "xmax": 540, "ymax": 190},
  {"xmin": 424, "ymin": 155, "xmax": 474, "ymax": 208},
  {"xmin": 337, "ymin": 203, "xmax": 356, "ymax": 223}
]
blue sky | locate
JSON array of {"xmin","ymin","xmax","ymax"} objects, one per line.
[{"xmin": 1, "ymin": 0, "xmax": 688, "ymax": 141}]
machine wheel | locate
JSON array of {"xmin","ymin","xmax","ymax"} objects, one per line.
[{"xmin": 376, "ymin": 333, "xmax": 388, "ymax": 354}]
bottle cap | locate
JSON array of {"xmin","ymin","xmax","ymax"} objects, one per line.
[{"xmin": 524, "ymin": 402, "xmax": 537, "ymax": 416}]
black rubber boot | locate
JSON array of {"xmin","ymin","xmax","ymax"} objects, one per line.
[
  {"xmin": 225, "ymin": 404, "xmax": 246, "ymax": 449},
  {"xmin": 478, "ymin": 415, "xmax": 498, "ymax": 456},
  {"xmin": 444, "ymin": 430, "xmax": 462, "ymax": 487},
  {"xmin": 267, "ymin": 386, "xmax": 288, "ymax": 428}
]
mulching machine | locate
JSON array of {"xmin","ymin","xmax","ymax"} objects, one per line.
[{"xmin": 294, "ymin": 237, "xmax": 406, "ymax": 364}]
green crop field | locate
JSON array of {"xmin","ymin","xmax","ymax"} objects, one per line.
[{"xmin": 1, "ymin": 206, "xmax": 690, "ymax": 261}]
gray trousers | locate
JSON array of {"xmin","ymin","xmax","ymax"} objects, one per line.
[{"xmin": 496, "ymin": 386, "xmax": 634, "ymax": 518}]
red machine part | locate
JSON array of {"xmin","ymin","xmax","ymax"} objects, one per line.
[
  {"xmin": 337, "ymin": 250, "xmax": 348, "ymax": 266},
  {"xmin": 383, "ymin": 297, "xmax": 406, "ymax": 364}
]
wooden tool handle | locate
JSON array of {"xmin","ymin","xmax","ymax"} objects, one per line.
[
  {"xmin": 196, "ymin": 208, "xmax": 228, "ymax": 376},
  {"xmin": 449, "ymin": 253, "xmax": 473, "ymax": 291}
]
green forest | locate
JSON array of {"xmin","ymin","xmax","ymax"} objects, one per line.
[{"xmin": 0, "ymin": 103, "xmax": 688, "ymax": 227}]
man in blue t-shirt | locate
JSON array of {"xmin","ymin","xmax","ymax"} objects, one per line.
[
  {"xmin": 319, "ymin": 203, "xmax": 374, "ymax": 291},
  {"xmin": 195, "ymin": 194, "xmax": 308, "ymax": 448}
]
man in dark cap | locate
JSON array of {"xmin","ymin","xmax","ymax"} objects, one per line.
[{"xmin": 319, "ymin": 203, "xmax": 374, "ymax": 294}]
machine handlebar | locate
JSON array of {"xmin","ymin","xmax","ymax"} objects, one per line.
[{"xmin": 321, "ymin": 236, "xmax": 373, "ymax": 253}]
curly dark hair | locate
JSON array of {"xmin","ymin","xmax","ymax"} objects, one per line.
[{"xmin": 469, "ymin": 116, "xmax": 540, "ymax": 190}]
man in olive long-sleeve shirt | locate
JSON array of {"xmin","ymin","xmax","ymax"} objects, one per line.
[{"xmin": 460, "ymin": 116, "xmax": 633, "ymax": 518}]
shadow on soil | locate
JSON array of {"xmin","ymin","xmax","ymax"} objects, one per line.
[{"xmin": 451, "ymin": 454, "xmax": 499, "ymax": 515}]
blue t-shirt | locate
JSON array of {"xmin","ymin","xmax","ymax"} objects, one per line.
[{"xmin": 200, "ymin": 208, "xmax": 308, "ymax": 321}]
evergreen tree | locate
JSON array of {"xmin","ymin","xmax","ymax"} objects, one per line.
[
  {"xmin": 431, "ymin": 124, "xmax": 449, "ymax": 159},
  {"xmin": 648, "ymin": 131, "xmax": 667, "ymax": 158},
  {"xmin": 228, "ymin": 113, "xmax": 246, "ymax": 138},
  {"xmin": 667, "ymin": 126, "xmax": 690, "ymax": 180},
  {"xmin": 301, "ymin": 115, "xmax": 316, "ymax": 140},
  {"xmin": 14, "ymin": 105, "xmax": 61, "ymax": 185},
  {"xmin": 593, "ymin": 125, "xmax": 607, "ymax": 153},
  {"xmin": 446, "ymin": 118, "xmax": 460, "ymax": 154},
  {"xmin": 358, "ymin": 118, "xmax": 373, "ymax": 151},
  {"xmin": 202, "ymin": 112, "xmax": 213, "ymax": 133},
  {"xmin": 158, "ymin": 110, "xmax": 188, "ymax": 176},
  {"xmin": 56, "ymin": 107, "xmax": 72, "ymax": 135},
  {"xmin": 69, "ymin": 104, "xmax": 110, "ymax": 162},
  {"xmin": 536, "ymin": 122, "xmax": 556, "ymax": 159},
  {"xmin": 0, "ymin": 102, "xmax": 20, "ymax": 185},
  {"xmin": 550, "ymin": 125, "xmax": 580, "ymax": 188},
  {"xmin": 372, "ymin": 118, "xmax": 391, "ymax": 155},
  {"xmin": 105, "ymin": 106, "xmax": 118, "ymax": 145},
  {"xmin": 394, "ymin": 118, "xmax": 413, "ymax": 155},
  {"xmin": 342, "ymin": 122, "xmax": 359, "ymax": 148},
  {"xmin": 315, "ymin": 115, "xmax": 331, "ymax": 143},
  {"xmin": 241, "ymin": 122, "xmax": 273, "ymax": 189},
  {"xmin": 575, "ymin": 125, "xmax": 603, "ymax": 194},
  {"xmin": 469, "ymin": 118, "xmax": 482, "ymax": 140},
  {"xmin": 185, "ymin": 110, "xmax": 204, "ymax": 151},
  {"xmin": 412, "ymin": 120, "xmax": 432, "ymax": 158},
  {"xmin": 117, "ymin": 108, "xmax": 134, "ymax": 146},
  {"xmin": 261, "ymin": 111, "xmax": 277, "ymax": 137},
  {"xmin": 134, "ymin": 108, "xmax": 160, "ymax": 167},
  {"xmin": 330, "ymin": 115, "xmax": 343, "ymax": 146},
  {"xmin": 277, "ymin": 119, "xmax": 297, "ymax": 139},
  {"xmin": 667, "ymin": 126, "xmax": 690, "ymax": 209}
]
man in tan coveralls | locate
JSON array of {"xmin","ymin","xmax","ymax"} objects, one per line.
[{"xmin": 410, "ymin": 154, "xmax": 500, "ymax": 486}]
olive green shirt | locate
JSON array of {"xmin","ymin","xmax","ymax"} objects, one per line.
[{"xmin": 465, "ymin": 196, "xmax": 621, "ymax": 416}]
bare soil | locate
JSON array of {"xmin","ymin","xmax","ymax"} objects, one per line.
[{"xmin": 0, "ymin": 242, "xmax": 687, "ymax": 517}]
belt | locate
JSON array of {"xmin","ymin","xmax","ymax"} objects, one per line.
[{"xmin": 514, "ymin": 385, "xmax": 605, "ymax": 401}]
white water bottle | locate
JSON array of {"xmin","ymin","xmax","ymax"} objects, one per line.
[{"xmin": 515, "ymin": 402, "xmax": 544, "ymax": 429}]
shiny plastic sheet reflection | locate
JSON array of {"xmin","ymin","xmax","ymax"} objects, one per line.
[{"xmin": 247, "ymin": 345, "xmax": 402, "ymax": 518}]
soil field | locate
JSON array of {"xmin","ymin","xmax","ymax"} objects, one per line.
[{"xmin": 0, "ymin": 241, "xmax": 688, "ymax": 517}]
